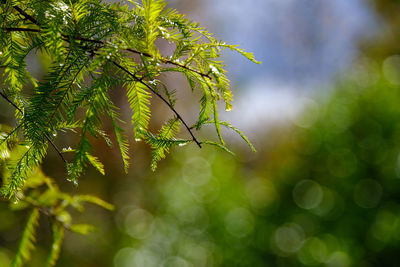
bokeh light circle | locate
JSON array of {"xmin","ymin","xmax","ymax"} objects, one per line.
[{"xmin": 293, "ymin": 180, "xmax": 324, "ymax": 210}]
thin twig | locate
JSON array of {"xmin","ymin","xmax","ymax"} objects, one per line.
[
  {"xmin": 0, "ymin": 91, "xmax": 67, "ymax": 163},
  {"xmin": 13, "ymin": 6, "xmax": 39, "ymax": 25},
  {"xmin": 39, "ymin": 207, "xmax": 71, "ymax": 231},
  {"xmin": 60, "ymin": 35, "xmax": 211, "ymax": 79},
  {"xmin": 79, "ymin": 37, "xmax": 211, "ymax": 79},
  {"xmin": 112, "ymin": 61, "xmax": 202, "ymax": 148},
  {"xmin": 0, "ymin": 91, "xmax": 21, "ymax": 112},
  {"xmin": 127, "ymin": 48, "xmax": 212, "ymax": 80},
  {"xmin": 22, "ymin": 196, "xmax": 72, "ymax": 231},
  {"xmin": 4, "ymin": 27, "xmax": 40, "ymax": 33}
]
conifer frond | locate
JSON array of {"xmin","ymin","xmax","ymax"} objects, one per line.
[
  {"xmin": 72, "ymin": 195, "xmax": 115, "ymax": 211},
  {"xmin": 67, "ymin": 135, "xmax": 91, "ymax": 183},
  {"xmin": 205, "ymin": 120, "xmax": 257, "ymax": 152},
  {"xmin": 212, "ymin": 99, "xmax": 225, "ymax": 146},
  {"xmin": 195, "ymin": 84, "xmax": 214, "ymax": 130},
  {"xmin": 45, "ymin": 221, "xmax": 64, "ymax": 267},
  {"xmin": 69, "ymin": 224, "xmax": 96, "ymax": 235},
  {"xmin": 85, "ymin": 152, "xmax": 105, "ymax": 175},
  {"xmin": 127, "ymin": 81, "xmax": 152, "ymax": 140},
  {"xmin": 142, "ymin": 0, "xmax": 166, "ymax": 53},
  {"xmin": 99, "ymin": 92, "xmax": 131, "ymax": 172},
  {"xmin": 197, "ymin": 41, "xmax": 261, "ymax": 64},
  {"xmin": 1, "ymin": 31, "xmax": 29, "ymax": 93},
  {"xmin": 2, "ymin": 144, "xmax": 47, "ymax": 198},
  {"xmin": 106, "ymin": 109, "xmax": 130, "ymax": 173},
  {"xmin": 11, "ymin": 208, "xmax": 40, "ymax": 267},
  {"xmin": 201, "ymin": 140, "xmax": 235, "ymax": 156},
  {"xmin": 145, "ymin": 118, "xmax": 186, "ymax": 170},
  {"xmin": 3, "ymin": 164, "xmax": 114, "ymax": 267},
  {"xmin": 0, "ymin": 124, "xmax": 21, "ymax": 160}
]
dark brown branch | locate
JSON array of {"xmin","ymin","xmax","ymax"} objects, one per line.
[
  {"xmin": 61, "ymin": 36, "xmax": 211, "ymax": 79},
  {"xmin": 45, "ymin": 137, "xmax": 67, "ymax": 163},
  {"xmin": 0, "ymin": 91, "xmax": 22, "ymax": 112},
  {"xmin": 13, "ymin": 6, "xmax": 40, "ymax": 25},
  {"xmin": 112, "ymin": 61, "xmax": 202, "ymax": 148},
  {"xmin": 4, "ymin": 27, "xmax": 40, "ymax": 33},
  {"xmin": 0, "ymin": 91, "xmax": 67, "ymax": 164},
  {"xmin": 126, "ymin": 48, "xmax": 212, "ymax": 80}
]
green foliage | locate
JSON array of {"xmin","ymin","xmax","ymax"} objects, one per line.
[
  {"xmin": 0, "ymin": 0, "xmax": 258, "ymax": 265},
  {"xmin": 0, "ymin": 0, "xmax": 257, "ymax": 197},
  {"xmin": 11, "ymin": 208, "xmax": 39, "ymax": 267},
  {"xmin": 4, "ymin": 166, "xmax": 114, "ymax": 266},
  {"xmin": 145, "ymin": 118, "xmax": 183, "ymax": 170},
  {"xmin": 45, "ymin": 221, "xmax": 64, "ymax": 267},
  {"xmin": 127, "ymin": 81, "xmax": 152, "ymax": 140}
]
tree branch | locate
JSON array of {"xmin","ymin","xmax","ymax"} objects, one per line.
[
  {"xmin": 112, "ymin": 61, "xmax": 202, "ymax": 148},
  {"xmin": 128, "ymin": 48, "xmax": 212, "ymax": 80},
  {"xmin": 13, "ymin": 6, "xmax": 40, "ymax": 25},
  {"xmin": 4, "ymin": 27, "xmax": 40, "ymax": 33},
  {"xmin": 60, "ymin": 36, "xmax": 211, "ymax": 79}
]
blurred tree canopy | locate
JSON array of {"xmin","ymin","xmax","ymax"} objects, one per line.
[
  {"xmin": 107, "ymin": 2, "xmax": 400, "ymax": 265},
  {"xmin": 363, "ymin": 0, "xmax": 400, "ymax": 60},
  {"xmin": 108, "ymin": 66, "xmax": 400, "ymax": 266}
]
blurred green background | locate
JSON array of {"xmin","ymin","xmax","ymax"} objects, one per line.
[{"xmin": 3, "ymin": 0, "xmax": 400, "ymax": 266}]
